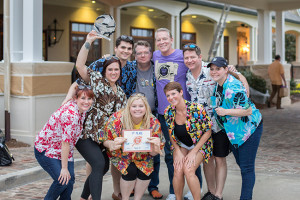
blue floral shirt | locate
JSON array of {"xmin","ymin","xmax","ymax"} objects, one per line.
[{"xmin": 212, "ymin": 74, "xmax": 262, "ymax": 148}]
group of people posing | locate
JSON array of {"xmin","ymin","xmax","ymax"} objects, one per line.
[{"xmin": 34, "ymin": 27, "xmax": 263, "ymax": 200}]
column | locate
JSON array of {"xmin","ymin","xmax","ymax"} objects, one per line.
[
  {"xmin": 296, "ymin": 33, "xmax": 300, "ymax": 62},
  {"xmin": 171, "ymin": 15, "xmax": 175, "ymax": 49},
  {"xmin": 257, "ymin": 10, "xmax": 272, "ymax": 64},
  {"xmin": 111, "ymin": 6, "xmax": 117, "ymax": 55},
  {"xmin": 22, "ymin": 0, "xmax": 43, "ymax": 61},
  {"xmin": 275, "ymin": 11, "xmax": 285, "ymax": 63},
  {"xmin": 10, "ymin": 0, "xmax": 23, "ymax": 61},
  {"xmin": 175, "ymin": 15, "xmax": 180, "ymax": 49},
  {"xmin": 249, "ymin": 26, "xmax": 257, "ymax": 63}
]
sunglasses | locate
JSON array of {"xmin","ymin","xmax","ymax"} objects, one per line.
[
  {"xmin": 104, "ymin": 55, "xmax": 119, "ymax": 61},
  {"xmin": 120, "ymin": 35, "xmax": 133, "ymax": 41},
  {"xmin": 183, "ymin": 44, "xmax": 197, "ymax": 49},
  {"xmin": 78, "ymin": 84, "xmax": 92, "ymax": 90},
  {"xmin": 130, "ymin": 92, "xmax": 145, "ymax": 97}
]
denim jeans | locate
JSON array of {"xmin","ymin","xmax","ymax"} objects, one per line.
[
  {"xmin": 34, "ymin": 147, "xmax": 75, "ymax": 200},
  {"xmin": 148, "ymin": 154, "xmax": 160, "ymax": 192},
  {"xmin": 230, "ymin": 122, "xmax": 263, "ymax": 200},
  {"xmin": 158, "ymin": 114, "xmax": 202, "ymax": 194}
]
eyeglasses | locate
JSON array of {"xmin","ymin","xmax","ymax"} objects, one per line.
[
  {"xmin": 183, "ymin": 44, "xmax": 197, "ymax": 49},
  {"xmin": 130, "ymin": 92, "xmax": 145, "ymax": 97},
  {"xmin": 120, "ymin": 35, "xmax": 133, "ymax": 41},
  {"xmin": 78, "ymin": 84, "xmax": 92, "ymax": 90},
  {"xmin": 136, "ymin": 51, "xmax": 150, "ymax": 56}
]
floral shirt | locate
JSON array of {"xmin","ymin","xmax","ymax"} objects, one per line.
[
  {"xmin": 212, "ymin": 74, "xmax": 262, "ymax": 148},
  {"xmin": 35, "ymin": 100, "xmax": 85, "ymax": 161},
  {"xmin": 186, "ymin": 61, "xmax": 220, "ymax": 133},
  {"xmin": 80, "ymin": 68, "xmax": 127, "ymax": 144},
  {"xmin": 164, "ymin": 100, "xmax": 213, "ymax": 163},
  {"xmin": 103, "ymin": 111, "xmax": 164, "ymax": 176}
]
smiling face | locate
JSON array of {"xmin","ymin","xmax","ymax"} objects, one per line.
[
  {"xmin": 183, "ymin": 50, "xmax": 202, "ymax": 71},
  {"xmin": 130, "ymin": 98, "xmax": 147, "ymax": 121},
  {"xmin": 115, "ymin": 41, "xmax": 133, "ymax": 62},
  {"xmin": 155, "ymin": 31, "xmax": 173, "ymax": 56},
  {"xmin": 209, "ymin": 64, "xmax": 228, "ymax": 84},
  {"xmin": 105, "ymin": 62, "xmax": 121, "ymax": 84},
  {"xmin": 165, "ymin": 89, "xmax": 184, "ymax": 107},
  {"xmin": 76, "ymin": 93, "xmax": 93, "ymax": 113}
]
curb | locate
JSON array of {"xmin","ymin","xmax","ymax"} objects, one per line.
[{"xmin": 0, "ymin": 158, "xmax": 86, "ymax": 192}]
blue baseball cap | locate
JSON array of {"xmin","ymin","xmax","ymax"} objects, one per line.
[{"xmin": 207, "ymin": 57, "xmax": 228, "ymax": 68}]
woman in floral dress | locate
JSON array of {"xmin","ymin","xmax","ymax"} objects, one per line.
[
  {"xmin": 73, "ymin": 30, "xmax": 127, "ymax": 200},
  {"xmin": 34, "ymin": 85, "xmax": 94, "ymax": 200},
  {"xmin": 103, "ymin": 93, "xmax": 164, "ymax": 200},
  {"xmin": 208, "ymin": 57, "xmax": 263, "ymax": 200},
  {"xmin": 164, "ymin": 81, "xmax": 213, "ymax": 200}
]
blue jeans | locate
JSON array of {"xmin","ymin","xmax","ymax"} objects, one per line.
[
  {"xmin": 230, "ymin": 122, "xmax": 263, "ymax": 200},
  {"xmin": 34, "ymin": 147, "xmax": 75, "ymax": 200},
  {"xmin": 158, "ymin": 114, "xmax": 202, "ymax": 194},
  {"xmin": 148, "ymin": 154, "xmax": 160, "ymax": 192}
]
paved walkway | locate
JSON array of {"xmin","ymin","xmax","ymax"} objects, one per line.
[{"xmin": 1, "ymin": 102, "xmax": 300, "ymax": 199}]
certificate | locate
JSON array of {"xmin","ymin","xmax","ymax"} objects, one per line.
[{"xmin": 122, "ymin": 129, "xmax": 152, "ymax": 152}]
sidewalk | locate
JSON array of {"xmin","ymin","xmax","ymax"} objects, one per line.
[{"xmin": 1, "ymin": 102, "xmax": 300, "ymax": 199}]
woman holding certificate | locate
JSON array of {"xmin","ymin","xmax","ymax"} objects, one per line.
[
  {"xmin": 103, "ymin": 93, "xmax": 164, "ymax": 200},
  {"xmin": 164, "ymin": 81, "xmax": 213, "ymax": 200}
]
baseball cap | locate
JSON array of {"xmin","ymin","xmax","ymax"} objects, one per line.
[{"xmin": 207, "ymin": 57, "xmax": 228, "ymax": 68}]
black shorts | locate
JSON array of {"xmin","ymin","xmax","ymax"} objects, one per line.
[
  {"xmin": 212, "ymin": 129, "xmax": 230, "ymax": 157},
  {"xmin": 122, "ymin": 162, "xmax": 152, "ymax": 181}
]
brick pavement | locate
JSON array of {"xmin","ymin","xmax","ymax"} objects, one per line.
[{"xmin": 0, "ymin": 101, "xmax": 300, "ymax": 199}]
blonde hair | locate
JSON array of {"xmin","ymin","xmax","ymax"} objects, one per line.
[{"xmin": 121, "ymin": 94, "xmax": 152, "ymax": 130}]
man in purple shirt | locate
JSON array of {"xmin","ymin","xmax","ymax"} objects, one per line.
[{"xmin": 153, "ymin": 28, "xmax": 201, "ymax": 200}]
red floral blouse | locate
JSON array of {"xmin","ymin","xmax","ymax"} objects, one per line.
[{"xmin": 35, "ymin": 100, "xmax": 86, "ymax": 161}]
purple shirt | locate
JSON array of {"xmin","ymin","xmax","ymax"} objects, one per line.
[{"xmin": 153, "ymin": 49, "xmax": 191, "ymax": 114}]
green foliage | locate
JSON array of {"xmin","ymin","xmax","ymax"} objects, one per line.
[
  {"xmin": 239, "ymin": 69, "xmax": 267, "ymax": 93},
  {"xmin": 290, "ymin": 78, "xmax": 297, "ymax": 90},
  {"xmin": 285, "ymin": 34, "xmax": 296, "ymax": 63}
]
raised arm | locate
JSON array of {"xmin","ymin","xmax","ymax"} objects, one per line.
[{"xmin": 76, "ymin": 30, "xmax": 102, "ymax": 83}]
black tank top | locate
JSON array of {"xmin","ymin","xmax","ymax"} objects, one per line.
[{"xmin": 174, "ymin": 122, "xmax": 193, "ymax": 147}]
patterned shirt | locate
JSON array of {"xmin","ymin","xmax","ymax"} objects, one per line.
[
  {"xmin": 186, "ymin": 61, "xmax": 220, "ymax": 133},
  {"xmin": 80, "ymin": 68, "xmax": 127, "ymax": 144},
  {"xmin": 103, "ymin": 111, "xmax": 164, "ymax": 176},
  {"xmin": 164, "ymin": 100, "xmax": 213, "ymax": 163},
  {"xmin": 35, "ymin": 100, "xmax": 85, "ymax": 161},
  {"xmin": 212, "ymin": 74, "xmax": 262, "ymax": 148}
]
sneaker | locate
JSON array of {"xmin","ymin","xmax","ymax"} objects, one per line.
[
  {"xmin": 184, "ymin": 190, "xmax": 193, "ymax": 200},
  {"xmin": 212, "ymin": 195, "xmax": 223, "ymax": 200},
  {"xmin": 201, "ymin": 192, "xmax": 214, "ymax": 200},
  {"xmin": 166, "ymin": 194, "xmax": 176, "ymax": 200}
]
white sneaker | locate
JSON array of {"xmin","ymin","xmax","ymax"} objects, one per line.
[
  {"xmin": 184, "ymin": 190, "xmax": 193, "ymax": 200},
  {"xmin": 166, "ymin": 194, "xmax": 176, "ymax": 200}
]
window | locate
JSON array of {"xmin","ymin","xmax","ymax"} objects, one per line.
[
  {"xmin": 131, "ymin": 27, "xmax": 154, "ymax": 52},
  {"xmin": 70, "ymin": 22, "xmax": 101, "ymax": 65},
  {"xmin": 181, "ymin": 32, "xmax": 196, "ymax": 47}
]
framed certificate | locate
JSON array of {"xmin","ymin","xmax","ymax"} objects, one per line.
[{"xmin": 122, "ymin": 129, "xmax": 152, "ymax": 152}]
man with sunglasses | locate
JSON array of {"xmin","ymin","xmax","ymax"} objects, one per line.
[
  {"xmin": 183, "ymin": 43, "xmax": 249, "ymax": 200},
  {"xmin": 153, "ymin": 28, "xmax": 202, "ymax": 200}
]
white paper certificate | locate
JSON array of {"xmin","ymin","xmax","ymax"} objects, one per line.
[{"xmin": 122, "ymin": 129, "xmax": 152, "ymax": 152}]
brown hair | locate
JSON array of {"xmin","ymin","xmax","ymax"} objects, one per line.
[
  {"xmin": 182, "ymin": 43, "xmax": 201, "ymax": 56},
  {"xmin": 163, "ymin": 81, "xmax": 183, "ymax": 94},
  {"xmin": 133, "ymin": 40, "xmax": 152, "ymax": 55},
  {"xmin": 101, "ymin": 56, "xmax": 122, "ymax": 82}
]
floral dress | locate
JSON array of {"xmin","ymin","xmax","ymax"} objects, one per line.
[
  {"xmin": 103, "ymin": 111, "xmax": 164, "ymax": 176},
  {"xmin": 80, "ymin": 68, "xmax": 127, "ymax": 144},
  {"xmin": 164, "ymin": 100, "xmax": 213, "ymax": 163}
]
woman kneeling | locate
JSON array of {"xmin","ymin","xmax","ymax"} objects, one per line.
[
  {"xmin": 164, "ymin": 81, "xmax": 213, "ymax": 200},
  {"xmin": 103, "ymin": 93, "xmax": 164, "ymax": 200}
]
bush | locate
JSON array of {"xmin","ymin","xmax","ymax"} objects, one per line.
[
  {"xmin": 290, "ymin": 78, "xmax": 297, "ymax": 90},
  {"xmin": 239, "ymin": 69, "xmax": 267, "ymax": 93}
]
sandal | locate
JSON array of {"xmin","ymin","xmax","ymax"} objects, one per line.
[
  {"xmin": 150, "ymin": 190, "xmax": 163, "ymax": 199},
  {"xmin": 201, "ymin": 191, "xmax": 214, "ymax": 200}
]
